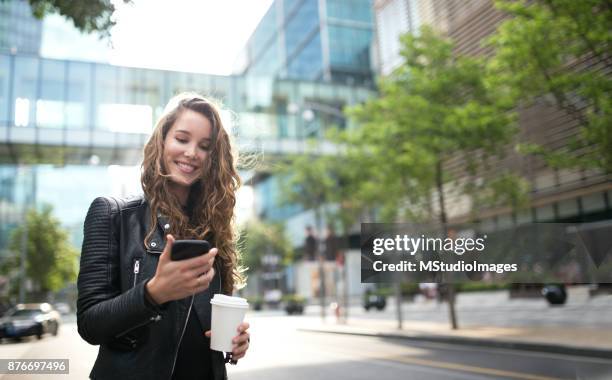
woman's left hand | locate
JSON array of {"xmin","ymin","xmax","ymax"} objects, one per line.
[{"xmin": 204, "ymin": 321, "xmax": 250, "ymax": 362}]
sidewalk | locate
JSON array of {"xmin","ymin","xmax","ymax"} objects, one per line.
[{"xmin": 297, "ymin": 286, "xmax": 612, "ymax": 359}]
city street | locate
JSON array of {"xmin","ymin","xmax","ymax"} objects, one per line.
[
  {"xmin": 1, "ymin": 310, "xmax": 611, "ymax": 379},
  {"xmin": 0, "ymin": 316, "xmax": 97, "ymax": 379},
  {"xmin": 1, "ymin": 0, "xmax": 610, "ymax": 379},
  {"xmin": 229, "ymin": 313, "xmax": 612, "ymax": 380}
]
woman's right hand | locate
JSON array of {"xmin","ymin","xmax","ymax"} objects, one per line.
[{"xmin": 146, "ymin": 234, "xmax": 217, "ymax": 304}]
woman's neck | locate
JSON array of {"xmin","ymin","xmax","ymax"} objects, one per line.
[{"xmin": 168, "ymin": 183, "xmax": 189, "ymax": 207}]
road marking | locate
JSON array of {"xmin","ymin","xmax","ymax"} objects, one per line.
[
  {"xmin": 299, "ymin": 328, "xmax": 612, "ymax": 364},
  {"xmin": 400, "ymin": 338, "xmax": 612, "ymax": 365},
  {"xmin": 324, "ymin": 344, "xmax": 562, "ymax": 380},
  {"xmin": 384, "ymin": 355, "xmax": 560, "ymax": 380}
]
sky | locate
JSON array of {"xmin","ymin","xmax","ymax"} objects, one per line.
[{"xmin": 41, "ymin": 0, "xmax": 273, "ymax": 75}]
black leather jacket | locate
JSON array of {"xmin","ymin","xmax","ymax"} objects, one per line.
[{"xmin": 77, "ymin": 195, "xmax": 227, "ymax": 380}]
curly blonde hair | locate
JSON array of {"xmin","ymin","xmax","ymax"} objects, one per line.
[{"xmin": 141, "ymin": 93, "xmax": 243, "ymax": 294}]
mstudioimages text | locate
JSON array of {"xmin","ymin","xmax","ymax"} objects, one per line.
[
  {"xmin": 372, "ymin": 260, "xmax": 518, "ymax": 274},
  {"xmin": 372, "ymin": 234, "xmax": 487, "ymax": 256}
]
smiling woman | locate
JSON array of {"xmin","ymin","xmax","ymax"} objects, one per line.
[
  {"xmin": 162, "ymin": 109, "xmax": 213, "ymax": 204},
  {"xmin": 77, "ymin": 93, "xmax": 250, "ymax": 380}
]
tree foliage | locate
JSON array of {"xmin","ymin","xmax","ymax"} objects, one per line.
[
  {"xmin": 276, "ymin": 145, "xmax": 372, "ymax": 246},
  {"xmin": 239, "ymin": 220, "xmax": 292, "ymax": 271},
  {"xmin": 3, "ymin": 204, "xmax": 78, "ymax": 296},
  {"xmin": 346, "ymin": 26, "xmax": 520, "ymax": 221},
  {"xmin": 276, "ymin": 152, "xmax": 338, "ymax": 215},
  {"xmin": 3, "ymin": 0, "xmax": 132, "ymax": 38},
  {"xmin": 489, "ymin": 0, "xmax": 612, "ymax": 172},
  {"xmin": 342, "ymin": 26, "xmax": 523, "ymax": 329}
]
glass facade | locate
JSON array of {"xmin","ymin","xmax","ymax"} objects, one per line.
[
  {"xmin": 0, "ymin": 1, "xmax": 42, "ymax": 55},
  {"xmin": 241, "ymin": 0, "xmax": 374, "ymax": 86},
  {"xmin": 326, "ymin": 0, "xmax": 372, "ymax": 22},
  {"xmin": 254, "ymin": 175, "xmax": 302, "ymax": 222},
  {"xmin": 250, "ymin": 2, "xmax": 278, "ymax": 61},
  {"xmin": 286, "ymin": 33, "xmax": 323, "ymax": 80},
  {"xmin": 1, "ymin": 52, "xmax": 372, "ymax": 137},
  {"xmin": 0, "ymin": 164, "xmax": 140, "ymax": 252},
  {"xmin": 250, "ymin": 37, "xmax": 282, "ymax": 76},
  {"xmin": 328, "ymin": 26, "xmax": 372, "ymax": 69},
  {"xmin": 0, "ymin": 54, "xmax": 10, "ymax": 125},
  {"xmin": 284, "ymin": 0, "xmax": 320, "ymax": 59},
  {"xmin": 325, "ymin": 0, "xmax": 373, "ymax": 84},
  {"xmin": 0, "ymin": 165, "xmax": 36, "ymax": 252},
  {"xmin": 0, "ymin": 52, "xmax": 375, "ymax": 250}
]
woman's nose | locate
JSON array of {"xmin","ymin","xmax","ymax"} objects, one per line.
[{"xmin": 184, "ymin": 145, "xmax": 197, "ymax": 158}]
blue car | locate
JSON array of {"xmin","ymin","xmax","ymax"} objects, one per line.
[{"xmin": 0, "ymin": 303, "xmax": 61, "ymax": 340}]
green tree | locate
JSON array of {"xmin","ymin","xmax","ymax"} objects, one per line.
[
  {"xmin": 1, "ymin": 0, "xmax": 131, "ymax": 38},
  {"xmin": 239, "ymin": 220, "xmax": 292, "ymax": 272},
  {"xmin": 346, "ymin": 26, "xmax": 519, "ymax": 329},
  {"xmin": 278, "ymin": 148, "xmax": 371, "ymax": 322},
  {"xmin": 276, "ymin": 150, "xmax": 340, "ymax": 318},
  {"xmin": 3, "ymin": 204, "xmax": 78, "ymax": 299},
  {"xmin": 489, "ymin": 0, "xmax": 612, "ymax": 172},
  {"xmin": 239, "ymin": 220, "xmax": 292, "ymax": 304}
]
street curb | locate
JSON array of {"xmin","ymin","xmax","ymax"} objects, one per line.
[{"xmin": 298, "ymin": 328, "xmax": 612, "ymax": 360}]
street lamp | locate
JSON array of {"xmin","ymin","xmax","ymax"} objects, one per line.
[
  {"xmin": 287, "ymin": 101, "xmax": 345, "ymax": 140},
  {"xmin": 301, "ymin": 109, "xmax": 315, "ymax": 122}
]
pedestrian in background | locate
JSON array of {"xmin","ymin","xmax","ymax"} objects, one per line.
[
  {"xmin": 77, "ymin": 93, "xmax": 250, "ymax": 379},
  {"xmin": 304, "ymin": 225, "xmax": 317, "ymax": 261}
]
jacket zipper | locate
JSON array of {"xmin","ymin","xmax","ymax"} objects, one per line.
[
  {"xmin": 170, "ymin": 295, "xmax": 194, "ymax": 378},
  {"xmin": 114, "ymin": 318, "xmax": 153, "ymax": 339},
  {"xmin": 114, "ymin": 258, "xmax": 148, "ymax": 339},
  {"xmin": 133, "ymin": 259, "xmax": 140, "ymax": 287}
]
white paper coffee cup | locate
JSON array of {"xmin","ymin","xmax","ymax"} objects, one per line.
[{"xmin": 210, "ymin": 294, "xmax": 249, "ymax": 352}]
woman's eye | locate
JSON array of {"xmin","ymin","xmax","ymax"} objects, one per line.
[{"xmin": 176, "ymin": 138, "xmax": 188, "ymax": 143}]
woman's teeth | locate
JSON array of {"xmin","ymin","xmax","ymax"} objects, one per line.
[{"xmin": 176, "ymin": 162, "xmax": 196, "ymax": 173}]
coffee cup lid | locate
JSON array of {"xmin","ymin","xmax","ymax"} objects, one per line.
[{"xmin": 210, "ymin": 294, "xmax": 249, "ymax": 308}]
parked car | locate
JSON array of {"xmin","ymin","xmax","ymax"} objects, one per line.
[
  {"xmin": 363, "ymin": 293, "xmax": 386, "ymax": 311},
  {"xmin": 510, "ymin": 283, "xmax": 568, "ymax": 305},
  {"xmin": 0, "ymin": 303, "xmax": 61, "ymax": 340},
  {"xmin": 247, "ymin": 297, "xmax": 263, "ymax": 311},
  {"xmin": 542, "ymin": 284, "xmax": 567, "ymax": 305}
]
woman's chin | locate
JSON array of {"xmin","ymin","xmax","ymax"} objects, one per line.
[
  {"xmin": 183, "ymin": 176, "xmax": 203, "ymax": 188},
  {"xmin": 169, "ymin": 176, "xmax": 198, "ymax": 189}
]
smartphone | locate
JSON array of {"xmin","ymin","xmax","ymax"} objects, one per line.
[{"xmin": 171, "ymin": 239, "xmax": 211, "ymax": 261}]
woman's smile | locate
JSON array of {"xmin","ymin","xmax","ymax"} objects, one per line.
[{"xmin": 175, "ymin": 160, "xmax": 199, "ymax": 174}]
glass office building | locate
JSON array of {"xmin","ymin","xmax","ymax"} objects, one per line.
[
  {"xmin": 236, "ymin": 0, "xmax": 374, "ymax": 86},
  {"xmin": 0, "ymin": 52, "xmax": 374, "ymax": 252},
  {"xmin": 0, "ymin": 1, "xmax": 42, "ymax": 54}
]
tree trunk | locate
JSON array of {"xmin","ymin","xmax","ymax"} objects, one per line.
[
  {"xmin": 315, "ymin": 209, "xmax": 326, "ymax": 320},
  {"xmin": 341, "ymin": 229, "xmax": 350, "ymax": 324},
  {"xmin": 395, "ymin": 281, "xmax": 403, "ymax": 329},
  {"xmin": 436, "ymin": 159, "xmax": 458, "ymax": 330},
  {"xmin": 343, "ymin": 251, "xmax": 349, "ymax": 323},
  {"xmin": 19, "ymin": 207, "xmax": 28, "ymax": 304}
]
